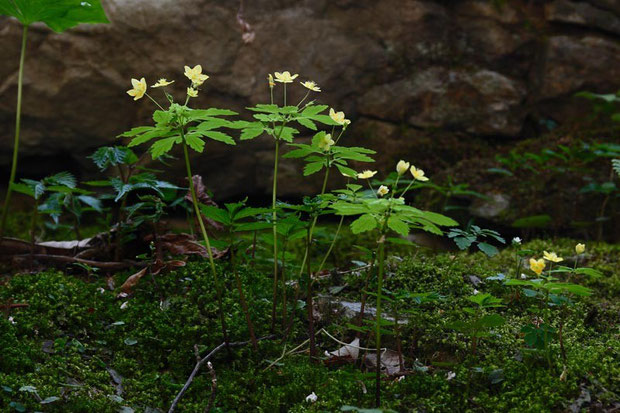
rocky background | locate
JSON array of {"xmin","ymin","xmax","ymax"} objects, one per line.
[{"xmin": 0, "ymin": 0, "xmax": 619, "ymax": 201}]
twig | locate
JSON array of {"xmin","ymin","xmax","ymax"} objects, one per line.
[
  {"xmin": 168, "ymin": 335, "xmax": 275, "ymax": 413},
  {"xmin": 12, "ymin": 254, "xmax": 145, "ymax": 270},
  {"xmin": 204, "ymin": 362, "xmax": 217, "ymax": 413}
]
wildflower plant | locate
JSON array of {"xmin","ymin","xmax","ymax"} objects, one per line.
[
  {"xmin": 0, "ymin": 0, "xmax": 109, "ymax": 236},
  {"xmin": 505, "ymin": 247, "xmax": 600, "ymax": 368},
  {"xmin": 235, "ymin": 72, "xmax": 374, "ymax": 331},
  {"xmin": 331, "ymin": 162, "xmax": 458, "ymax": 406},
  {"xmin": 119, "ymin": 65, "xmax": 238, "ymax": 346}
]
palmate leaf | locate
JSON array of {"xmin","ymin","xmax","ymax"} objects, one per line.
[
  {"xmin": 184, "ymin": 133, "xmax": 205, "ymax": 153},
  {"xmin": 150, "ymin": 136, "xmax": 181, "ymax": 159},
  {"xmin": 0, "ymin": 0, "xmax": 109, "ymax": 31},
  {"xmin": 350, "ymin": 214, "xmax": 377, "ymax": 234},
  {"xmin": 387, "ymin": 216, "xmax": 409, "ymax": 237}
]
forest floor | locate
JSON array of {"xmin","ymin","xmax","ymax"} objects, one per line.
[{"xmin": 1, "ymin": 236, "xmax": 618, "ymax": 412}]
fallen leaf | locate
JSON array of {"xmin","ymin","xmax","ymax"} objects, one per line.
[
  {"xmin": 120, "ymin": 268, "xmax": 148, "ymax": 294},
  {"xmin": 326, "ymin": 338, "xmax": 360, "ymax": 360},
  {"xmin": 364, "ymin": 349, "xmax": 403, "ymax": 376}
]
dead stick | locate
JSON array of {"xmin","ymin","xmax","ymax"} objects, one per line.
[
  {"xmin": 168, "ymin": 335, "xmax": 275, "ymax": 413},
  {"xmin": 13, "ymin": 254, "xmax": 145, "ymax": 270}
]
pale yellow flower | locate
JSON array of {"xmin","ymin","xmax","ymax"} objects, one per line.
[
  {"xmin": 152, "ymin": 78, "xmax": 174, "ymax": 88},
  {"xmin": 127, "ymin": 77, "xmax": 147, "ymax": 101},
  {"xmin": 317, "ymin": 133, "xmax": 335, "ymax": 152},
  {"xmin": 300, "ymin": 80, "xmax": 321, "ymax": 92},
  {"xmin": 274, "ymin": 71, "xmax": 298, "ymax": 83},
  {"xmin": 268, "ymin": 74, "xmax": 275, "ymax": 88},
  {"xmin": 357, "ymin": 170, "xmax": 377, "ymax": 179},
  {"xmin": 184, "ymin": 65, "xmax": 209, "ymax": 86},
  {"xmin": 575, "ymin": 243, "xmax": 585, "ymax": 254},
  {"xmin": 410, "ymin": 165, "xmax": 429, "ymax": 181},
  {"xmin": 187, "ymin": 87, "xmax": 198, "ymax": 98},
  {"xmin": 396, "ymin": 160, "xmax": 410, "ymax": 176},
  {"xmin": 529, "ymin": 258, "xmax": 546, "ymax": 275},
  {"xmin": 329, "ymin": 108, "xmax": 350, "ymax": 126},
  {"xmin": 377, "ymin": 185, "xmax": 389, "ymax": 197},
  {"xmin": 543, "ymin": 251, "xmax": 563, "ymax": 263}
]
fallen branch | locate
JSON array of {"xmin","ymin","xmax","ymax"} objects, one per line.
[
  {"xmin": 168, "ymin": 335, "xmax": 275, "ymax": 413},
  {"xmin": 12, "ymin": 254, "xmax": 145, "ymax": 270}
]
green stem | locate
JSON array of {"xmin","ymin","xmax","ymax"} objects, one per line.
[
  {"xmin": 316, "ymin": 214, "xmax": 344, "ymax": 274},
  {"xmin": 182, "ymin": 140, "xmax": 229, "ymax": 348},
  {"xmin": 270, "ymin": 138, "xmax": 281, "ymax": 333},
  {"xmin": 230, "ymin": 230, "xmax": 258, "ymax": 351},
  {"xmin": 296, "ymin": 167, "xmax": 330, "ymax": 280},
  {"xmin": 305, "ymin": 228, "xmax": 317, "ymax": 362},
  {"xmin": 375, "ymin": 232, "xmax": 386, "ymax": 408},
  {"xmin": 0, "ymin": 25, "xmax": 29, "ymax": 237}
]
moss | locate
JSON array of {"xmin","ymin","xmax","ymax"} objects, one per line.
[{"xmin": 0, "ymin": 237, "xmax": 618, "ymax": 412}]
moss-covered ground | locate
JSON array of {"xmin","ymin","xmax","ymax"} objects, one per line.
[{"xmin": 1, "ymin": 237, "xmax": 618, "ymax": 412}]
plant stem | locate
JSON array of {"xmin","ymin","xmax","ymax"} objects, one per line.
[
  {"xmin": 29, "ymin": 201, "xmax": 38, "ymax": 247},
  {"xmin": 316, "ymin": 214, "xmax": 344, "ymax": 274},
  {"xmin": 281, "ymin": 238, "xmax": 288, "ymax": 329},
  {"xmin": 270, "ymin": 138, "xmax": 280, "ymax": 333},
  {"xmin": 182, "ymin": 141, "xmax": 229, "ymax": 348},
  {"xmin": 0, "ymin": 25, "xmax": 29, "ymax": 237},
  {"xmin": 230, "ymin": 232, "xmax": 258, "ymax": 351},
  {"xmin": 305, "ymin": 228, "xmax": 317, "ymax": 362},
  {"xmin": 296, "ymin": 167, "xmax": 330, "ymax": 280},
  {"xmin": 375, "ymin": 233, "xmax": 386, "ymax": 408}
]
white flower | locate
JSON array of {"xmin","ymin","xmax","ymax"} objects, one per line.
[
  {"xmin": 377, "ymin": 185, "xmax": 389, "ymax": 197},
  {"xmin": 97, "ymin": 287, "xmax": 105, "ymax": 294},
  {"xmin": 118, "ymin": 292, "xmax": 129, "ymax": 298},
  {"xmin": 120, "ymin": 301, "xmax": 129, "ymax": 310},
  {"xmin": 520, "ymin": 273, "xmax": 527, "ymax": 280},
  {"xmin": 8, "ymin": 316, "xmax": 16, "ymax": 325},
  {"xmin": 305, "ymin": 392, "xmax": 318, "ymax": 403},
  {"xmin": 512, "ymin": 237, "xmax": 522, "ymax": 245},
  {"xmin": 447, "ymin": 371, "xmax": 456, "ymax": 380},
  {"xmin": 473, "ymin": 289, "xmax": 479, "ymax": 295},
  {"xmin": 396, "ymin": 160, "xmax": 410, "ymax": 176}
]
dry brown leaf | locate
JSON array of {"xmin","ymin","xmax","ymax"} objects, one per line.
[{"xmin": 120, "ymin": 267, "xmax": 148, "ymax": 294}]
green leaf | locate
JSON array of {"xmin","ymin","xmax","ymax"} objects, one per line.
[
  {"xmin": 350, "ymin": 214, "xmax": 377, "ymax": 234},
  {"xmin": 303, "ymin": 161, "xmax": 324, "ymax": 176},
  {"xmin": 1, "ymin": 0, "xmax": 109, "ymax": 32},
  {"xmin": 296, "ymin": 117, "xmax": 317, "ymax": 130},
  {"xmin": 301, "ymin": 104, "xmax": 328, "ymax": 116},
  {"xmin": 199, "ymin": 205, "xmax": 230, "ymax": 226},
  {"xmin": 47, "ymin": 171, "xmax": 76, "ymax": 188},
  {"xmin": 387, "ymin": 216, "xmax": 409, "ymax": 237},
  {"xmin": 477, "ymin": 242, "xmax": 499, "ymax": 257},
  {"xmin": 574, "ymin": 267, "xmax": 603, "ymax": 279},
  {"xmin": 334, "ymin": 163, "xmax": 359, "ymax": 178},
  {"xmin": 184, "ymin": 134, "xmax": 206, "ymax": 153},
  {"xmin": 202, "ymin": 131, "xmax": 235, "ymax": 145},
  {"xmin": 150, "ymin": 136, "xmax": 180, "ymax": 159},
  {"xmin": 282, "ymin": 145, "xmax": 314, "ymax": 159},
  {"xmin": 240, "ymin": 127, "xmax": 264, "ymax": 140},
  {"xmin": 476, "ymin": 314, "xmax": 505, "ymax": 329}
]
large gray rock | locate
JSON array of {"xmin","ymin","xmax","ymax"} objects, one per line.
[
  {"xmin": 0, "ymin": 0, "xmax": 618, "ymax": 198},
  {"xmin": 546, "ymin": 0, "xmax": 620, "ymax": 35},
  {"xmin": 357, "ymin": 67, "xmax": 527, "ymax": 136}
]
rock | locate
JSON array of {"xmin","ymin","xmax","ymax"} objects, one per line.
[
  {"xmin": 469, "ymin": 193, "xmax": 511, "ymax": 219},
  {"xmin": 546, "ymin": 0, "xmax": 620, "ymax": 35},
  {"xmin": 0, "ymin": 0, "xmax": 619, "ymax": 199},
  {"xmin": 357, "ymin": 68, "xmax": 527, "ymax": 136},
  {"xmin": 538, "ymin": 35, "xmax": 620, "ymax": 100}
]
